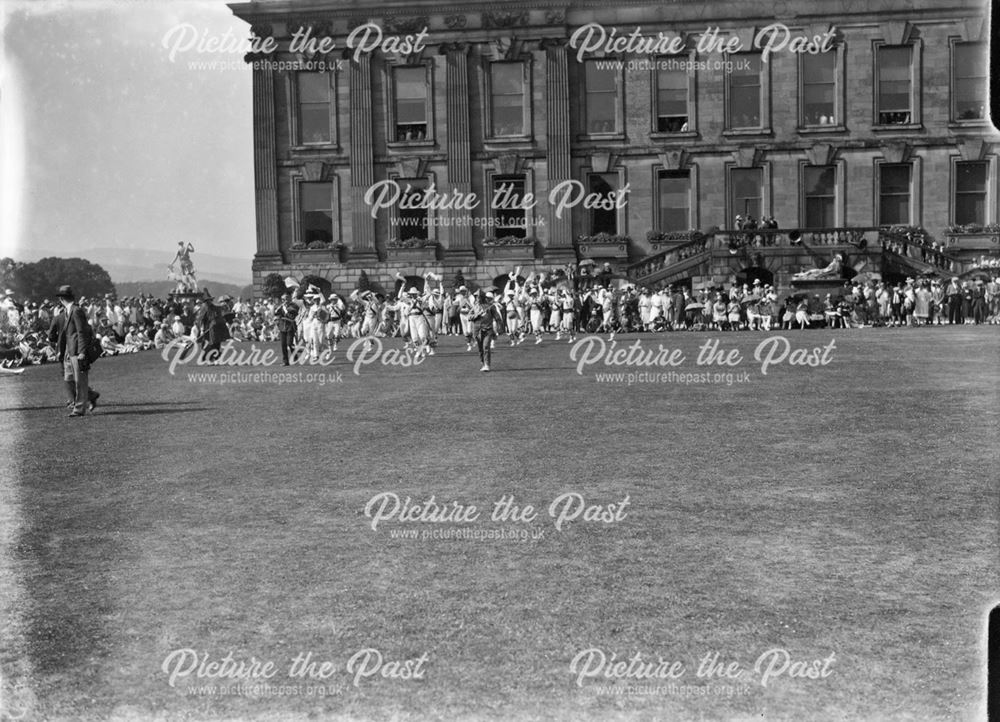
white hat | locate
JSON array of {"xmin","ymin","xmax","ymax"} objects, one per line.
[
  {"xmin": 3, "ymin": 289, "xmax": 14, "ymax": 296},
  {"xmin": 407, "ymin": 286, "xmax": 419, "ymax": 295}
]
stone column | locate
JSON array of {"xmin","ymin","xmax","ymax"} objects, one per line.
[
  {"xmin": 251, "ymin": 55, "xmax": 280, "ymax": 258},
  {"xmin": 348, "ymin": 53, "xmax": 377, "ymax": 259},
  {"xmin": 543, "ymin": 39, "xmax": 573, "ymax": 252},
  {"xmin": 442, "ymin": 43, "xmax": 474, "ymax": 257}
]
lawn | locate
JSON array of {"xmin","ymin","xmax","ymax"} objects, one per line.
[{"xmin": 0, "ymin": 326, "xmax": 996, "ymax": 721}]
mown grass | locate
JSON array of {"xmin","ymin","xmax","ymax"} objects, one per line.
[{"xmin": 0, "ymin": 326, "xmax": 996, "ymax": 721}]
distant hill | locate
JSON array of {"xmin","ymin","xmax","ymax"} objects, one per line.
[
  {"xmin": 115, "ymin": 281, "xmax": 253, "ymax": 300},
  {"xmin": 15, "ymin": 247, "xmax": 252, "ymax": 286}
]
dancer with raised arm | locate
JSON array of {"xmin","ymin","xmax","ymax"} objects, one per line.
[{"xmin": 470, "ymin": 290, "xmax": 503, "ymax": 372}]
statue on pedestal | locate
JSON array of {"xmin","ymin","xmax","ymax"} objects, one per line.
[{"xmin": 168, "ymin": 242, "xmax": 198, "ymax": 292}]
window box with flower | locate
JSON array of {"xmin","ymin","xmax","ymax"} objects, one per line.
[
  {"xmin": 384, "ymin": 238, "xmax": 441, "ymax": 262},
  {"xmin": 576, "ymin": 232, "xmax": 632, "ymax": 259},
  {"xmin": 287, "ymin": 240, "xmax": 346, "ymax": 263},
  {"xmin": 944, "ymin": 223, "xmax": 1000, "ymax": 254},
  {"xmin": 480, "ymin": 235, "xmax": 537, "ymax": 260}
]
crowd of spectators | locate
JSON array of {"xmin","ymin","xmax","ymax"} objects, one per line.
[{"xmin": 1, "ymin": 270, "xmax": 998, "ymax": 368}]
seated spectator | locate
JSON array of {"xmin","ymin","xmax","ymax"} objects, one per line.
[{"xmin": 152, "ymin": 322, "xmax": 171, "ymax": 349}]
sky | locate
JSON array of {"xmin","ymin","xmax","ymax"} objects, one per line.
[{"xmin": 0, "ymin": 0, "xmax": 256, "ymax": 262}]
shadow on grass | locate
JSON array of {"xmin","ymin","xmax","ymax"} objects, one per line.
[
  {"xmin": 94, "ymin": 407, "xmax": 212, "ymax": 416},
  {"xmin": 488, "ymin": 367, "xmax": 570, "ymax": 373},
  {"xmin": 0, "ymin": 401, "xmax": 202, "ymax": 413}
]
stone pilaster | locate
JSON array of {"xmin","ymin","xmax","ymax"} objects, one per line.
[
  {"xmin": 348, "ymin": 54, "xmax": 377, "ymax": 259},
  {"xmin": 543, "ymin": 39, "xmax": 572, "ymax": 250},
  {"xmin": 251, "ymin": 58, "xmax": 280, "ymax": 258},
  {"xmin": 443, "ymin": 43, "xmax": 473, "ymax": 253}
]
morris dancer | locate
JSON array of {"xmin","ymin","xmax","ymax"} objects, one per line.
[
  {"xmin": 525, "ymin": 276, "xmax": 545, "ymax": 344},
  {"xmin": 597, "ymin": 286, "xmax": 616, "ymax": 339},
  {"xmin": 422, "ymin": 273, "xmax": 444, "ymax": 354},
  {"xmin": 359, "ymin": 290, "xmax": 380, "ymax": 338},
  {"xmin": 547, "ymin": 287, "xmax": 563, "ymax": 341},
  {"xmin": 326, "ymin": 294, "xmax": 345, "ymax": 351},
  {"xmin": 405, "ymin": 286, "xmax": 432, "ymax": 357},
  {"xmin": 303, "ymin": 287, "xmax": 329, "ymax": 361},
  {"xmin": 456, "ymin": 285, "xmax": 475, "ymax": 351},
  {"xmin": 560, "ymin": 289, "xmax": 577, "ymax": 342},
  {"xmin": 470, "ymin": 290, "xmax": 503, "ymax": 372},
  {"xmin": 502, "ymin": 269, "xmax": 525, "ymax": 345}
]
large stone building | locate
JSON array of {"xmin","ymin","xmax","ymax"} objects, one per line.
[{"xmin": 229, "ymin": 0, "xmax": 999, "ymax": 295}]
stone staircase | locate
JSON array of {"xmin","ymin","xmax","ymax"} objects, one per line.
[{"xmin": 627, "ymin": 227, "xmax": 976, "ymax": 289}]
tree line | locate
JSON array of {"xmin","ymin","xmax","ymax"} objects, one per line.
[{"xmin": 1, "ymin": 257, "xmax": 116, "ymax": 302}]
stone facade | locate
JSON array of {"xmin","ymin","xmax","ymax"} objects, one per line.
[{"xmin": 230, "ymin": 0, "xmax": 998, "ymax": 297}]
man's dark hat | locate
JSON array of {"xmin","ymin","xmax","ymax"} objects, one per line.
[{"xmin": 55, "ymin": 285, "xmax": 75, "ymax": 299}]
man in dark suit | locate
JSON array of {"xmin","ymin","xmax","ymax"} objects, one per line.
[
  {"xmin": 48, "ymin": 285, "xmax": 99, "ymax": 417},
  {"xmin": 274, "ymin": 292, "xmax": 299, "ymax": 366},
  {"xmin": 945, "ymin": 277, "xmax": 963, "ymax": 325},
  {"xmin": 194, "ymin": 291, "xmax": 232, "ymax": 360}
]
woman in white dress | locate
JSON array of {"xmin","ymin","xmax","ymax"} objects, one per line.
[
  {"xmin": 303, "ymin": 291, "xmax": 329, "ymax": 361},
  {"xmin": 546, "ymin": 289, "xmax": 562, "ymax": 340},
  {"xmin": 648, "ymin": 290, "xmax": 663, "ymax": 331},
  {"xmin": 559, "ymin": 290, "xmax": 576, "ymax": 342},
  {"xmin": 502, "ymin": 273, "xmax": 524, "ymax": 345},
  {"xmin": 525, "ymin": 282, "xmax": 545, "ymax": 345},
  {"xmin": 456, "ymin": 286, "xmax": 475, "ymax": 351},
  {"xmin": 326, "ymin": 295, "xmax": 345, "ymax": 350},
  {"xmin": 406, "ymin": 287, "xmax": 432, "ymax": 356}
]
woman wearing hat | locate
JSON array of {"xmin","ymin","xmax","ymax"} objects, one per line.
[
  {"xmin": 501, "ymin": 273, "xmax": 524, "ymax": 345},
  {"xmin": 559, "ymin": 289, "xmax": 577, "ymax": 342},
  {"xmin": 524, "ymin": 276, "xmax": 545, "ymax": 345},
  {"xmin": 455, "ymin": 286, "xmax": 475, "ymax": 351},
  {"xmin": 913, "ymin": 281, "xmax": 931, "ymax": 326},
  {"xmin": 302, "ymin": 290, "xmax": 330, "ymax": 361}
]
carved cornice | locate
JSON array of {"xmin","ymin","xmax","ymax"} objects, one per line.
[
  {"xmin": 382, "ymin": 16, "xmax": 429, "ymax": 35},
  {"xmin": 483, "ymin": 11, "xmax": 528, "ymax": 30},
  {"xmin": 444, "ymin": 14, "xmax": 467, "ymax": 30},
  {"xmin": 544, "ymin": 9, "xmax": 566, "ymax": 25},
  {"xmin": 287, "ymin": 19, "xmax": 334, "ymax": 38}
]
